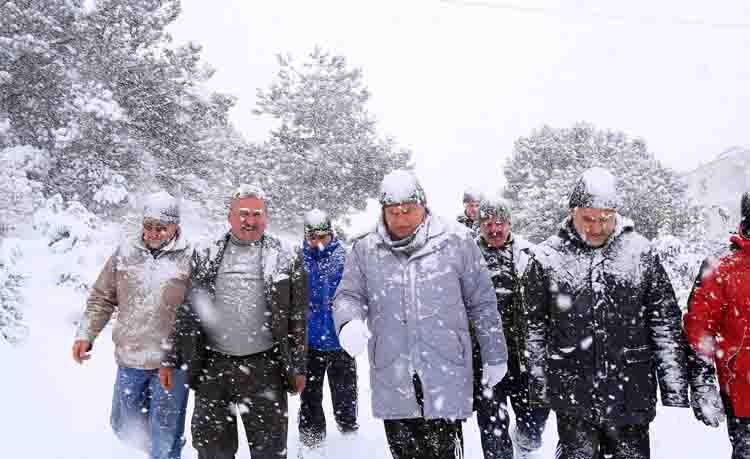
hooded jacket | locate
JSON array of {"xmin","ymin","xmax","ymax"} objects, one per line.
[
  {"xmin": 333, "ymin": 214, "xmax": 507, "ymax": 420},
  {"xmin": 304, "ymin": 237, "xmax": 346, "ymax": 351},
  {"xmin": 685, "ymin": 235, "xmax": 750, "ymax": 417},
  {"xmin": 524, "ymin": 216, "xmax": 689, "ymax": 425}
]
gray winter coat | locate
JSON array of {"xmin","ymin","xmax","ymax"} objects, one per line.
[{"xmin": 333, "ymin": 215, "xmax": 508, "ymax": 420}]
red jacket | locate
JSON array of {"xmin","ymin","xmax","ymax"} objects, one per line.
[{"xmin": 685, "ymin": 235, "xmax": 750, "ymax": 416}]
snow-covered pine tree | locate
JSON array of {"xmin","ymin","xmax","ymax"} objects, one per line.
[
  {"xmin": 503, "ymin": 122, "xmax": 704, "ymax": 241},
  {"xmin": 252, "ymin": 48, "xmax": 412, "ymax": 224}
]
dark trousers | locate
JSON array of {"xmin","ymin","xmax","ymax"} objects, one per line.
[
  {"xmin": 191, "ymin": 348, "xmax": 288, "ymax": 459},
  {"xmin": 383, "ymin": 375, "xmax": 464, "ymax": 459},
  {"xmin": 724, "ymin": 393, "xmax": 750, "ymax": 459},
  {"xmin": 298, "ymin": 348, "xmax": 358, "ymax": 447},
  {"xmin": 475, "ymin": 382, "xmax": 550, "ymax": 459},
  {"xmin": 555, "ymin": 414, "xmax": 650, "ymax": 459}
]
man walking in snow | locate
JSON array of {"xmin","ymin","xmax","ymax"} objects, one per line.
[
  {"xmin": 160, "ymin": 185, "xmax": 308, "ymax": 459},
  {"xmin": 457, "ymin": 188, "xmax": 482, "ymax": 234},
  {"xmin": 333, "ymin": 170, "xmax": 508, "ymax": 459},
  {"xmin": 472, "ymin": 196, "xmax": 549, "ymax": 459},
  {"xmin": 297, "ymin": 209, "xmax": 359, "ymax": 454},
  {"xmin": 684, "ymin": 192, "xmax": 750, "ymax": 459},
  {"xmin": 72, "ymin": 192, "xmax": 191, "ymax": 459},
  {"xmin": 524, "ymin": 167, "xmax": 689, "ymax": 459}
]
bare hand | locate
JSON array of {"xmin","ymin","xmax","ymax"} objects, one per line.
[
  {"xmin": 294, "ymin": 375, "xmax": 306, "ymax": 394},
  {"xmin": 72, "ymin": 340, "xmax": 92, "ymax": 364},
  {"xmin": 159, "ymin": 367, "xmax": 173, "ymax": 390}
]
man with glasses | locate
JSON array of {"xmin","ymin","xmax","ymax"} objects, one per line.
[
  {"xmin": 297, "ymin": 209, "xmax": 358, "ymax": 456},
  {"xmin": 524, "ymin": 168, "xmax": 689, "ymax": 459},
  {"xmin": 333, "ymin": 170, "xmax": 508, "ymax": 459},
  {"xmin": 472, "ymin": 196, "xmax": 549, "ymax": 459},
  {"xmin": 161, "ymin": 184, "xmax": 308, "ymax": 459},
  {"xmin": 73, "ymin": 191, "xmax": 191, "ymax": 459}
]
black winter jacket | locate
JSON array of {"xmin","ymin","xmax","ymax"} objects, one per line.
[
  {"xmin": 163, "ymin": 233, "xmax": 308, "ymax": 393},
  {"xmin": 524, "ymin": 217, "xmax": 689, "ymax": 426}
]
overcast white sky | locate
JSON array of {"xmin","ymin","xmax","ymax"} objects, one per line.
[{"xmin": 169, "ymin": 0, "xmax": 750, "ymax": 216}]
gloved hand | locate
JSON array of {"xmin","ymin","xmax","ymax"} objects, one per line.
[
  {"xmin": 482, "ymin": 363, "xmax": 508, "ymax": 388},
  {"xmin": 691, "ymin": 385, "xmax": 726, "ymax": 427},
  {"xmin": 339, "ymin": 319, "xmax": 370, "ymax": 357}
]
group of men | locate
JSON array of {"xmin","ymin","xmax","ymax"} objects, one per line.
[{"xmin": 72, "ymin": 167, "xmax": 750, "ymax": 459}]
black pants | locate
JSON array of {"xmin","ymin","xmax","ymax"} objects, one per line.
[
  {"xmin": 383, "ymin": 375, "xmax": 464, "ymax": 459},
  {"xmin": 724, "ymin": 393, "xmax": 750, "ymax": 459},
  {"xmin": 298, "ymin": 348, "xmax": 358, "ymax": 447},
  {"xmin": 475, "ymin": 381, "xmax": 550, "ymax": 459},
  {"xmin": 555, "ymin": 414, "xmax": 650, "ymax": 459},
  {"xmin": 191, "ymin": 348, "xmax": 288, "ymax": 459}
]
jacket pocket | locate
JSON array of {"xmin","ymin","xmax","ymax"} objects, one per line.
[
  {"xmin": 371, "ymin": 334, "xmax": 401, "ymax": 370},
  {"xmin": 623, "ymin": 346, "xmax": 656, "ymax": 410}
]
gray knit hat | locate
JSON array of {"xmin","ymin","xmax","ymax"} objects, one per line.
[
  {"xmin": 379, "ymin": 170, "xmax": 427, "ymax": 207},
  {"xmin": 478, "ymin": 196, "xmax": 511, "ymax": 223},
  {"xmin": 304, "ymin": 208, "xmax": 332, "ymax": 235},
  {"xmin": 463, "ymin": 188, "xmax": 482, "ymax": 203},
  {"xmin": 143, "ymin": 191, "xmax": 180, "ymax": 225}
]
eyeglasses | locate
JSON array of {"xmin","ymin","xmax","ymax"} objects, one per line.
[
  {"xmin": 384, "ymin": 204, "xmax": 421, "ymax": 217},
  {"xmin": 143, "ymin": 222, "xmax": 169, "ymax": 233},
  {"xmin": 237, "ymin": 208, "xmax": 264, "ymax": 219},
  {"xmin": 306, "ymin": 232, "xmax": 331, "ymax": 241}
]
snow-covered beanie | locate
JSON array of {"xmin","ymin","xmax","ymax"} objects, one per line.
[
  {"xmin": 740, "ymin": 192, "xmax": 750, "ymax": 237},
  {"xmin": 478, "ymin": 196, "xmax": 511, "ymax": 223},
  {"xmin": 463, "ymin": 188, "xmax": 482, "ymax": 203},
  {"xmin": 304, "ymin": 208, "xmax": 332, "ymax": 235},
  {"xmin": 143, "ymin": 191, "xmax": 180, "ymax": 225},
  {"xmin": 568, "ymin": 167, "xmax": 621, "ymax": 210},
  {"xmin": 379, "ymin": 170, "xmax": 427, "ymax": 207},
  {"xmin": 229, "ymin": 183, "xmax": 267, "ymax": 206}
]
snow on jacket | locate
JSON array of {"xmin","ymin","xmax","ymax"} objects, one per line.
[
  {"xmin": 524, "ymin": 216, "xmax": 689, "ymax": 426},
  {"xmin": 684, "ymin": 235, "xmax": 750, "ymax": 417},
  {"xmin": 474, "ymin": 234, "xmax": 534, "ymax": 387},
  {"xmin": 162, "ymin": 232, "xmax": 308, "ymax": 392},
  {"xmin": 456, "ymin": 213, "xmax": 478, "ymax": 235},
  {"xmin": 333, "ymin": 214, "xmax": 508, "ymax": 420},
  {"xmin": 77, "ymin": 234, "xmax": 191, "ymax": 370},
  {"xmin": 304, "ymin": 237, "xmax": 345, "ymax": 351}
]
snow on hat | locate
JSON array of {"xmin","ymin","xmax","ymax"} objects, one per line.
[
  {"xmin": 143, "ymin": 191, "xmax": 180, "ymax": 225},
  {"xmin": 478, "ymin": 196, "xmax": 511, "ymax": 223},
  {"xmin": 379, "ymin": 170, "xmax": 427, "ymax": 207},
  {"xmin": 304, "ymin": 208, "xmax": 332, "ymax": 235},
  {"xmin": 569, "ymin": 167, "xmax": 621, "ymax": 210},
  {"xmin": 230, "ymin": 183, "xmax": 267, "ymax": 205},
  {"xmin": 463, "ymin": 188, "xmax": 482, "ymax": 203}
]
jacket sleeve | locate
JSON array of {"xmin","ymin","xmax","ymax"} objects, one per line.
[
  {"xmin": 161, "ymin": 248, "xmax": 201, "ymax": 368},
  {"xmin": 685, "ymin": 258, "xmax": 719, "ymax": 389},
  {"xmin": 523, "ymin": 257, "xmax": 551, "ymax": 406},
  {"xmin": 289, "ymin": 249, "xmax": 309, "ymax": 376},
  {"xmin": 333, "ymin": 241, "xmax": 368, "ymax": 333},
  {"xmin": 76, "ymin": 252, "xmax": 118, "ymax": 342},
  {"xmin": 646, "ymin": 251, "xmax": 689, "ymax": 407},
  {"xmin": 460, "ymin": 237, "xmax": 508, "ymax": 367},
  {"xmin": 684, "ymin": 259, "xmax": 726, "ymax": 362}
]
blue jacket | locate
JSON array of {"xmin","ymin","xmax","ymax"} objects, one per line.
[{"xmin": 304, "ymin": 238, "xmax": 346, "ymax": 351}]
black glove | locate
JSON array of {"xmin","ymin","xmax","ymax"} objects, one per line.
[{"xmin": 691, "ymin": 385, "xmax": 726, "ymax": 428}]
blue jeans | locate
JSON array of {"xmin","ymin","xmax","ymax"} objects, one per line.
[{"xmin": 111, "ymin": 367, "xmax": 189, "ymax": 459}]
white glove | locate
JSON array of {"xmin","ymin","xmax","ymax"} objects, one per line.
[
  {"xmin": 339, "ymin": 319, "xmax": 370, "ymax": 357},
  {"xmin": 482, "ymin": 363, "xmax": 508, "ymax": 388}
]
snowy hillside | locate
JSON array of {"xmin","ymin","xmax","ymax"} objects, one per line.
[{"xmin": 685, "ymin": 146, "xmax": 750, "ymax": 240}]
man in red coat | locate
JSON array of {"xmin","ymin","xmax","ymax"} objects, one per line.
[{"xmin": 685, "ymin": 192, "xmax": 750, "ymax": 459}]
